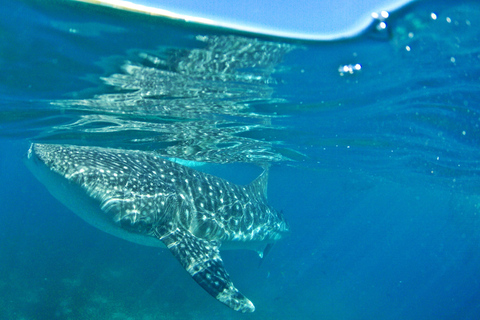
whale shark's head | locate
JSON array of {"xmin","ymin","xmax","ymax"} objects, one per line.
[{"xmin": 25, "ymin": 143, "xmax": 165, "ymax": 247}]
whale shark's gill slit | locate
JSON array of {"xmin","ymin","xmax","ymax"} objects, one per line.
[{"xmin": 154, "ymin": 226, "xmax": 255, "ymax": 313}]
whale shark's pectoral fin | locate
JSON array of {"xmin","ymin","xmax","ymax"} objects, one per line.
[{"xmin": 153, "ymin": 226, "xmax": 255, "ymax": 313}]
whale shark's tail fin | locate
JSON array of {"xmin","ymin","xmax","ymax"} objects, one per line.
[{"xmin": 153, "ymin": 226, "xmax": 255, "ymax": 313}]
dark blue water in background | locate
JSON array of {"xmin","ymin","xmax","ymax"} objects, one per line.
[{"xmin": 1, "ymin": 0, "xmax": 480, "ymax": 319}]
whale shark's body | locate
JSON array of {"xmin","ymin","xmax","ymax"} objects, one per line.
[{"xmin": 26, "ymin": 143, "xmax": 288, "ymax": 312}]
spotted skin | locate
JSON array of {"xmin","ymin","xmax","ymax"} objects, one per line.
[{"xmin": 26, "ymin": 143, "xmax": 288, "ymax": 312}]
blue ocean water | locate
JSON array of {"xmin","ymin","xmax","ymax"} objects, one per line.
[{"xmin": 1, "ymin": 0, "xmax": 480, "ymax": 319}]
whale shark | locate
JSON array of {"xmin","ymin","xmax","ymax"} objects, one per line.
[{"xmin": 25, "ymin": 143, "xmax": 288, "ymax": 312}]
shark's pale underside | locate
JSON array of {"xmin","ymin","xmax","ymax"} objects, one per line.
[{"xmin": 26, "ymin": 143, "xmax": 289, "ymax": 312}]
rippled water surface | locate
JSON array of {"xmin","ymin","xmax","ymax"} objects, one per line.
[{"xmin": 1, "ymin": 0, "xmax": 480, "ymax": 319}]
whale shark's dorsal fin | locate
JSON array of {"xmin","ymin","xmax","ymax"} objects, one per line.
[
  {"xmin": 249, "ymin": 168, "xmax": 269, "ymax": 199},
  {"xmin": 153, "ymin": 226, "xmax": 255, "ymax": 313}
]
